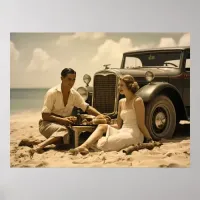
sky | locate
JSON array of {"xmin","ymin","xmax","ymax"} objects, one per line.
[{"xmin": 10, "ymin": 32, "xmax": 190, "ymax": 89}]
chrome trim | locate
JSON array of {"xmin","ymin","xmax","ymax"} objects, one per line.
[
  {"xmin": 92, "ymin": 70, "xmax": 120, "ymax": 116},
  {"xmin": 155, "ymin": 112, "xmax": 167, "ymax": 129},
  {"xmin": 77, "ymin": 86, "xmax": 88, "ymax": 101}
]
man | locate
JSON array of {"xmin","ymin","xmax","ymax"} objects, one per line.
[{"xmin": 34, "ymin": 68, "xmax": 102, "ymax": 153}]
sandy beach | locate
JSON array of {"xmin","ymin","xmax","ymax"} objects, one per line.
[{"xmin": 10, "ymin": 111, "xmax": 190, "ymax": 168}]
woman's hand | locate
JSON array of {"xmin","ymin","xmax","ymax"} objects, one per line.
[
  {"xmin": 110, "ymin": 124, "xmax": 119, "ymax": 129},
  {"xmin": 145, "ymin": 138, "xmax": 154, "ymax": 143}
]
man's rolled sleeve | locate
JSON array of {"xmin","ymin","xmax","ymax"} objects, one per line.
[
  {"xmin": 74, "ymin": 92, "xmax": 89, "ymax": 112},
  {"xmin": 41, "ymin": 91, "xmax": 54, "ymax": 114}
]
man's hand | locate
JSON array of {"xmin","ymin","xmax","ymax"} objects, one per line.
[
  {"xmin": 68, "ymin": 116, "xmax": 77, "ymax": 124},
  {"xmin": 62, "ymin": 116, "xmax": 77, "ymax": 126},
  {"xmin": 104, "ymin": 115, "xmax": 111, "ymax": 124},
  {"xmin": 95, "ymin": 114, "xmax": 111, "ymax": 124}
]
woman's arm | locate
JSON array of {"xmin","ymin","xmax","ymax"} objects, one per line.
[
  {"xmin": 134, "ymin": 98, "xmax": 152, "ymax": 140},
  {"xmin": 116, "ymin": 100, "xmax": 123, "ymax": 129}
]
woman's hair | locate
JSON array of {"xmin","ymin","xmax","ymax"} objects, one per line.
[
  {"xmin": 120, "ymin": 75, "xmax": 140, "ymax": 93},
  {"xmin": 61, "ymin": 68, "xmax": 76, "ymax": 77}
]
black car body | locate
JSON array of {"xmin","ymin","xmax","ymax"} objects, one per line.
[{"xmin": 77, "ymin": 46, "xmax": 190, "ymax": 139}]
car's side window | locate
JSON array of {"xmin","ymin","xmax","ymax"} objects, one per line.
[
  {"xmin": 125, "ymin": 57, "xmax": 142, "ymax": 68},
  {"xmin": 185, "ymin": 51, "xmax": 190, "ymax": 72},
  {"xmin": 185, "ymin": 59, "xmax": 190, "ymax": 71},
  {"xmin": 185, "ymin": 60, "xmax": 190, "ymax": 71}
]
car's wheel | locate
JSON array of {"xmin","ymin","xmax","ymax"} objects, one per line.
[{"xmin": 145, "ymin": 95, "xmax": 176, "ymax": 140}]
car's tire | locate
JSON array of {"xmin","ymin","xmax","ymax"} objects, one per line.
[{"xmin": 145, "ymin": 95, "xmax": 176, "ymax": 140}]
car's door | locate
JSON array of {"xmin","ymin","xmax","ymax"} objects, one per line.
[{"xmin": 183, "ymin": 49, "xmax": 190, "ymax": 117}]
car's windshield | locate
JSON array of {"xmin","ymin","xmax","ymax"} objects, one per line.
[{"xmin": 122, "ymin": 51, "xmax": 182, "ymax": 69}]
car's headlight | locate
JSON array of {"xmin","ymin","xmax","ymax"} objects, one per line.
[
  {"xmin": 77, "ymin": 87, "xmax": 88, "ymax": 100},
  {"xmin": 145, "ymin": 71, "xmax": 155, "ymax": 82},
  {"xmin": 83, "ymin": 74, "xmax": 91, "ymax": 86}
]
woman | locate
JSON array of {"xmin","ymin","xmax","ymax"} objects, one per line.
[{"xmin": 69, "ymin": 75, "xmax": 153, "ymax": 155}]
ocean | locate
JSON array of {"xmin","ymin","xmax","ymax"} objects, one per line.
[{"xmin": 10, "ymin": 88, "xmax": 49, "ymax": 115}]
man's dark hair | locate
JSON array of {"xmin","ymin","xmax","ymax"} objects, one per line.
[{"xmin": 61, "ymin": 68, "xmax": 76, "ymax": 77}]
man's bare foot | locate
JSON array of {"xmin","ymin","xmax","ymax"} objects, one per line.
[
  {"xmin": 29, "ymin": 145, "xmax": 44, "ymax": 158},
  {"xmin": 18, "ymin": 139, "xmax": 45, "ymax": 147},
  {"xmin": 69, "ymin": 146, "xmax": 89, "ymax": 155},
  {"xmin": 34, "ymin": 145, "xmax": 44, "ymax": 153}
]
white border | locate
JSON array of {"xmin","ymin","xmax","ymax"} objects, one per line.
[{"xmin": 1, "ymin": 0, "xmax": 198, "ymax": 199}]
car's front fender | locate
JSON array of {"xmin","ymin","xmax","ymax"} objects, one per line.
[
  {"xmin": 136, "ymin": 81, "xmax": 188, "ymax": 120},
  {"xmin": 136, "ymin": 82, "xmax": 182, "ymax": 102}
]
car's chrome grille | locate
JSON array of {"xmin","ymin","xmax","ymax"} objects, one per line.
[{"xmin": 93, "ymin": 74, "xmax": 116, "ymax": 114}]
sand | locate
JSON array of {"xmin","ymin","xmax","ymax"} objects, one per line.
[{"xmin": 10, "ymin": 111, "xmax": 190, "ymax": 168}]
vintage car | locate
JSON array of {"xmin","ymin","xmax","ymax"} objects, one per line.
[{"xmin": 76, "ymin": 46, "xmax": 190, "ymax": 140}]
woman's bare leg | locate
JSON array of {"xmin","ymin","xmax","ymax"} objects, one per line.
[
  {"xmin": 72, "ymin": 124, "xmax": 108, "ymax": 154},
  {"xmin": 81, "ymin": 124, "xmax": 108, "ymax": 148}
]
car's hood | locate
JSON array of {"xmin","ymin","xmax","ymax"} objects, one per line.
[
  {"xmin": 94, "ymin": 67, "xmax": 182, "ymax": 87},
  {"xmin": 95, "ymin": 67, "xmax": 181, "ymax": 77},
  {"xmin": 112, "ymin": 67, "xmax": 181, "ymax": 77}
]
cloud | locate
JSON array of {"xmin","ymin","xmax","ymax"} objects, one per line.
[
  {"xmin": 90, "ymin": 38, "xmax": 157, "ymax": 69},
  {"xmin": 56, "ymin": 32, "xmax": 106, "ymax": 46},
  {"xmin": 27, "ymin": 48, "xmax": 60, "ymax": 72},
  {"xmin": 157, "ymin": 33, "xmax": 190, "ymax": 48},
  {"xmin": 67, "ymin": 57, "xmax": 78, "ymax": 68},
  {"xmin": 178, "ymin": 33, "xmax": 190, "ymax": 46},
  {"xmin": 91, "ymin": 38, "xmax": 134, "ymax": 67},
  {"xmin": 132, "ymin": 43, "xmax": 155, "ymax": 51},
  {"xmin": 10, "ymin": 41, "xmax": 19, "ymax": 67},
  {"xmin": 158, "ymin": 38, "xmax": 177, "ymax": 47},
  {"xmin": 73, "ymin": 32, "xmax": 106, "ymax": 40}
]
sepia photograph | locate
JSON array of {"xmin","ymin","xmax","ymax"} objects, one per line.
[{"xmin": 10, "ymin": 32, "xmax": 190, "ymax": 168}]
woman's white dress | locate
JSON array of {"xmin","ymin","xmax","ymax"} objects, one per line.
[{"xmin": 96, "ymin": 97, "xmax": 144, "ymax": 151}]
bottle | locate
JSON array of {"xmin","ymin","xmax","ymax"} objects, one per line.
[{"xmin": 76, "ymin": 109, "xmax": 81, "ymax": 125}]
